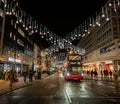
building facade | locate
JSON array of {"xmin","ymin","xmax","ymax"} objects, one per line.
[
  {"xmin": 0, "ymin": 0, "xmax": 41, "ymax": 79},
  {"xmin": 77, "ymin": 0, "xmax": 120, "ymax": 77}
]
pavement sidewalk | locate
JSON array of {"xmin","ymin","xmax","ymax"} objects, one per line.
[{"xmin": 0, "ymin": 74, "xmax": 49, "ymax": 95}]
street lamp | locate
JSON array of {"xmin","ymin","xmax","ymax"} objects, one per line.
[{"xmin": 0, "ymin": 0, "xmax": 7, "ymax": 55}]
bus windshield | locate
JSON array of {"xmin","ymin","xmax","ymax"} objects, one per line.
[{"xmin": 65, "ymin": 53, "xmax": 83, "ymax": 75}]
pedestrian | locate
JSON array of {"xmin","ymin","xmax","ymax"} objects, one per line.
[
  {"xmin": 14, "ymin": 70, "xmax": 18, "ymax": 82},
  {"xmin": 109, "ymin": 70, "xmax": 112, "ymax": 80},
  {"xmin": 100, "ymin": 70, "xmax": 103, "ymax": 80},
  {"xmin": 94, "ymin": 70, "xmax": 98, "ymax": 80},
  {"xmin": 29, "ymin": 69, "xmax": 33, "ymax": 82},
  {"xmin": 91, "ymin": 70, "xmax": 93, "ymax": 80},
  {"xmin": 114, "ymin": 70, "xmax": 118, "ymax": 81},
  {"xmin": 37, "ymin": 68, "xmax": 41, "ymax": 79},
  {"xmin": 103, "ymin": 69, "xmax": 108, "ymax": 80},
  {"xmin": 34, "ymin": 71, "xmax": 38, "ymax": 80},
  {"xmin": 22, "ymin": 69, "xmax": 28, "ymax": 82},
  {"xmin": 4, "ymin": 69, "xmax": 9, "ymax": 81},
  {"xmin": 9, "ymin": 70, "xmax": 14, "ymax": 87}
]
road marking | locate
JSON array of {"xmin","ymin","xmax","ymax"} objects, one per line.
[{"xmin": 65, "ymin": 89, "xmax": 72, "ymax": 104}]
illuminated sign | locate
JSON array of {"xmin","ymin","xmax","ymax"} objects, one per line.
[
  {"xmin": 68, "ymin": 54, "xmax": 82, "ymax": 61},
  {"xmin": 67, "ymin": 54, "xmax": 82, "ymax": 67},
  {"xmin": 69, "ymin": 61, "xmax": 81, "ymax": 66},
  {"xmin": 8, "ymin": 57, "xmax": 21, "ymax": 63},
  {"xmin": 70, "ymin": 62, "xmax": 80, "ymax": 65}
]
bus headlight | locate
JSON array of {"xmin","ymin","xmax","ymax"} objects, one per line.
[
  {"xmin": 66, "ymin": 73, "xmax": 70, "ymax": 76},
  {"xmin": 81, "ymin": 73, "xmax": 84, "ymax": 76}
]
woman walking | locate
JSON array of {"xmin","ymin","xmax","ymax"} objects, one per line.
[{"xmin": 9, "ymin": 70, "xmax": 14, "ymax": 87}]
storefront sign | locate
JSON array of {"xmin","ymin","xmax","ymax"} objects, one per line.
[{"xmin": 8, "ymin": 57, "xmax": 21, "ymax": 63}]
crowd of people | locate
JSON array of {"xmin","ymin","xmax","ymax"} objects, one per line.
[
  {"xmin": 2, "ymin": 67, "xmax": 120, "ymax": 87},
  {"xmin": 84, "ymin": 69, "xmax": 119, "ymax": 81},
  {"xmin": 3, "ymin": 69, "xmax": 18, "ymax": 87},
  {"xmin": 3, "ymin": 67, "xmax": 42, "ymax": 87}
]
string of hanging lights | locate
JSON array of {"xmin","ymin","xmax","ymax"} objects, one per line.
[
  {"xmin": 1, "ymin": 0, "xmax": 120, "ymax": 55},
  {"xmin": 64, "ymin": 0, "xmax": 120, "ymax": 44}
]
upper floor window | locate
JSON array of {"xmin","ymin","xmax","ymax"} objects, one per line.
[
  {"xmin": 0, "ymin": 9, "xmax": 3, "ymax": 17},
  {"xmin": 11, "ymin": 20, "xmax": 13, "ymax": 26},
  {"xmin": 18, "ymin": 27, "xmax": 25, "ymax": 37},
  {"xmin": 10, "ymin": 32, "xmax": 12, "ymax": 38},
  {"xmin": 13, "ymin": 35, "xmax": 16, "ymax": 41}
]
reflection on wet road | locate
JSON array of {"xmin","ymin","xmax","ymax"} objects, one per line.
[
  {"xmin": 0, "ymin": 73, "xmax": 120, "ymax": 104},
  {"xmin": 60, "ymin": 80, "xmax": 120, "ymax": 104}
]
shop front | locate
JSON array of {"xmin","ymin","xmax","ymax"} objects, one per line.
[
  {"xmin": 0, "ymin": 62, "xmax": 4, "ymax": 79},
  {"xmin": 0, "ymin": 57, "xmax": 23, "ymax": 78},
  {"xmin": 82, "ymin": 60, "xmax": 114, "ymax": 77}
]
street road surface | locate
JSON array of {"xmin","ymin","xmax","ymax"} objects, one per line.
[{"xmin": 0, "ymin": 73, "xmax": 120, "ymax": 104}]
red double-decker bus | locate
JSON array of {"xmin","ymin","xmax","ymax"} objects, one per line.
[{"xmin": 64, "ymin": 53, "xmax": 84, "ymax": 81}]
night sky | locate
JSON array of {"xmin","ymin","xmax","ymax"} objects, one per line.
[{"xmin": 18, "ymin": 0, "xmax": 109, "ymax": 48}]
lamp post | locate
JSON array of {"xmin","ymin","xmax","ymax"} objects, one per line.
[
  {"xmin": 0, "ymin": 0, "xmax": 7, "ymax": 55},
  {"xmin": 45, "ymin": 52, "xmax": 48, "ymax": 71},
  {"xmin": 13, "ymin": 45, "xmax": 17, "ymax": 71},
  {"xmin": 0, "ymin": 0, "xmax": 7, "ymax": 78}
]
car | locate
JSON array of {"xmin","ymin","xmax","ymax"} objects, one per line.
[{"xmin": 64, "ymin": 72, "xmax": 84, "ymax": 81}]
